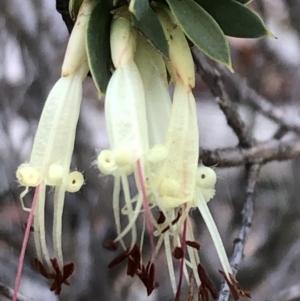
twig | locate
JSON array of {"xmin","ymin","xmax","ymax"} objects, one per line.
[
  {"xmin": 222, "ymin": 71, "xmax": 300, "ymax": 135},
  {"xmin": 56, "ymin": 0, "xmax": 74, "ymax": 33},
  {"xmin": 286, "ymin": 0, "xmax": 300, "ymax": 40},
  {"xmin": 0, "ymin": 282, "xmax": 31, "ymax": 301},
  {"xmin": 218, "ymin": 164, "xmax": 261, "ymax": 301},
  {"xmin": 201, "ymin": 138, "xmax": 300, "ymax": 167},
  {"xmin": 265, "ymin": 239, "xmax": 300, "ymax": 301},
  {"xmin": 272, "ymin": 126, "xmax": 288, "ymax": 140},
  {"xmin": 192, "ymin": 50, "xmax": 253, "ymax": 148},
  {"xmin": 271, "ymin": 284, "xmax": 300, "ymax": 301}
]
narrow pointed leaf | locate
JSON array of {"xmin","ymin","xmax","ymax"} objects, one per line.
[
  {"xmin": 129, "ymin": 0, "xmax": 149, "ymax": 20},
  {"xmin": 132, "ymin": 7, "xmax": 169, "ymax": 59},
  {"xmin": 86, "ymin": 0, "xmax": 113, "ymax": 95},
  {"xmin": 233, "ymin": 0, "xmax": 252, "ymax": 5},
  {"xmin": 166, "ymin": 0, "xmax": 231, "ymax": 69},
  {"xmin": 195, "ymin": 0, "xmax": 270, "ymax": 38}
]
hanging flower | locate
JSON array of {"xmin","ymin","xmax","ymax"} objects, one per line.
[
  {"xmin": 96, "ymin": 6, "xmax": 160, "ymax": 258},
  {"xmin": 13, "ymin": 0, "xmax": 94, "ymax": 298},
  {"xmin": 146, "ymin": 6, "xmax": 234, "ymax": 299},
  {"xmin": 105, "ymin": 5, "xmax": 236, "ymax": 300},
  {"xmin": 101, "ymin": 7, "xmax": 173, "ymax": 294}
]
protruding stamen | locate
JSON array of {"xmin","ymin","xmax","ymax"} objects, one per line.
[
  {"xmin": 13, "ymin": 185, "xmax": 40, "ymax": 301},
  {"xmin": 53, "ymin": 186, "xmax": 65, "ymax": 268},
  {"xmin": 136, "ymin": 159, "xmax": 156, "ymax": 259},
  {"xmin": 197, "ymin": 193, "xmax": 232, "ymax": 278},
  {"xmin": 175, "ymin": 218, "xmax": 187, "ymax": 301}
]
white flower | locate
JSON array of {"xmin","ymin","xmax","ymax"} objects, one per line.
[
  {"xmin": 16, "ymin": 74, "xmax": 84, "ymax": 272},
  {"xmin": 13, "ymin": 1, "xmax": 93, "ymax": 298},
  {"xmin": 97, "ymin": 7, "xmax": 150, "ymax": 251}
]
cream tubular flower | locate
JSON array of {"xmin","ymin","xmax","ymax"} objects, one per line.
[
  {"xmin": 15, "ymin": 74, "xmax": 85, "ymax": 295},
  {"xmin": 151, "ymin": 5, "xmax": 232, "ymax": 296},
  {"xmin": 14, "ymin": 1, "xmax": 92, "ymax": 298},
  {"xmin": 154, "ymin": 5, "xmax": 198, "ymax": 210},
  {"xmin": 134, "ymin": 34, "xmax": 171, "ymax": 148},
  {"xmin": 97, "ymin": 7, "xmax": 149, "ymax": 250}
]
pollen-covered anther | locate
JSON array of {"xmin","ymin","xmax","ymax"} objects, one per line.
[
  {"xmin": 66, "ymin": 171, "xmax": 84, "ymax": 192},
  {"xmin": 16, "ymin": 164, "xmax": 40, "ymax": 187},
  {"xmin": 97, "ymin": 150, "xmax": 117, "ymax": 175},
  {"xmin": 147, "ymin": 144, "xmax": 168, "ymax": 165},
  {"xmin": 46, "ymin": 163, "xmax": 64, "ymax": 186}
]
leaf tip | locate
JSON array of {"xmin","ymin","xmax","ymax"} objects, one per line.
[
  {"xmin": 227, "ymin": 64, "xmax": 234, "ymax": 73},
  {"xmin": 266, "ymin": 30, "xmax": 277, "ymax": 39},
  {"xmin": 221, "ymin": 59, "xmax": 234, "ymax": 73},
  {"xmin": 97, "ymin": 89, "xmax": 105, "ymax": 99}
]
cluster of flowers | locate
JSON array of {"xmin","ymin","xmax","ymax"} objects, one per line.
[{"xmin": 13, "ymin": 1, "xmax": 249, "ymax": 300}]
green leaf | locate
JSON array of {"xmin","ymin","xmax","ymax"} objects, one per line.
[
  {"xmin": 132, "ymin": 7, "xmax": 169, "ymax": 59},
  {"xmin": 69, "ymin": 0, "xmax": 84, "ymax": 20},
  {"xmin": 195, "ymin": 0, "xmax": 270, "ymax": 38},
  {"xmin": 86, "ymin": 0, "xmax": 114, "ymax": 95},
  {"xmin": 165, "ymin": 0, "xmax": 231, "ymax": 69},
  {"xmin": 233, "ymin": 0, "xmax": 252, "ymax": 5},
  {"xmin": 129, "ymin": 0, "xmax": 149, "ymax": 20}
]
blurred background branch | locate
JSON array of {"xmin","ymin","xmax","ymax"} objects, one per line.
[{"xmin": 0, "ymin": 282, "xmax": 31, "ymax": 301}]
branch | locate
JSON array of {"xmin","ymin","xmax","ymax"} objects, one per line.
[
  {"xmin": 218, "ymin": 164, "xmax": 261, "ymax": 301},
  {"xmin": 193, "ymin": 50, "xmax": 253, "ymax": 148},
  {"xmin": 201, "ymin": 138, "xmax": 300, "ymax": 167},
  {"xmin": 0, "ymin": 282, "xmax": 32, "ymax": 301},
  {"xmin": 271, "ymin": 284, "xmax": 300, "ymax": 301},
  {"xmin": 221, "ymin": 70, "xmax": 300, "ymax": 135},
  {"xmin": 193, "ymin": 48, "xmax": 300, "ymax": 137}
]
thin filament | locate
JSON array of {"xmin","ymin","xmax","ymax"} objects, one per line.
[
  {"xmin": 175, "ymin": 217, "xmax": 187, "ymax": 301},
  {"xmin": 53, "ymin": 186, "xmax": 65, "ymax": 268},
  {"xmin": 164, "ymin": 232, "xmax": 177, "ymax": 294},
  {"xmin": 197, "ymin": 193, "xmax": 232, "ymax": 278},
  {"xmin": 13, "ymin": 185, "xmax": 40, "ymax": 301},
  {"xmin": 121, "ymin": 174, "xmax": 137, "ymax": 249},
  {"xmin": 136, "ymin": 159, "xmax": 156, "ymax": 258}
]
